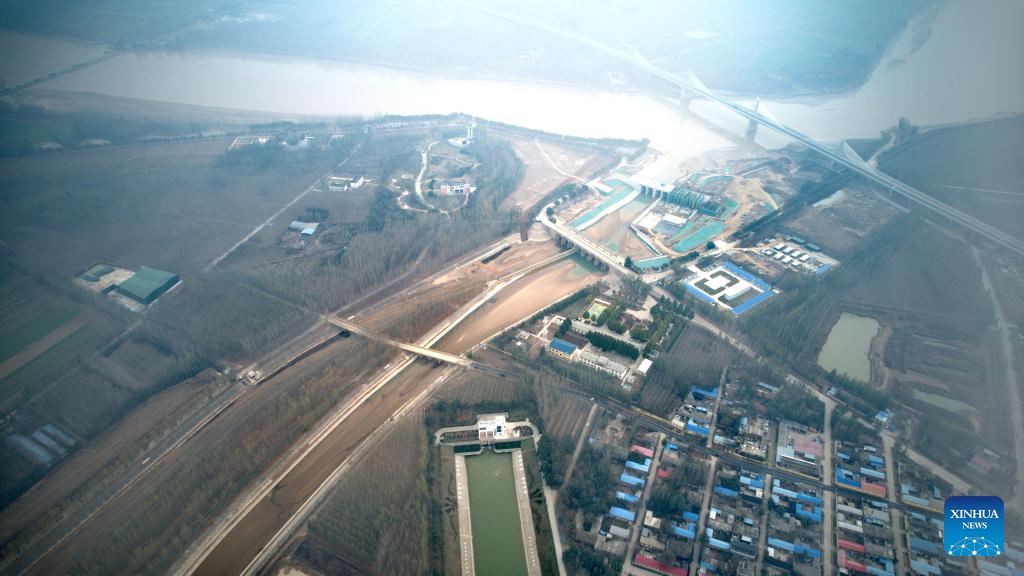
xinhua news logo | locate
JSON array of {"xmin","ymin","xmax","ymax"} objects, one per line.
[{"xmin": 945, "ymin": 495, "xmax": 1003, "ymax": 557}]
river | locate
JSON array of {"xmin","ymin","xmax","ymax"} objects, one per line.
[
  {"xmin": 37, "ymin": 50, "xmax": 731, "ymax": 159},
  {"xmin": 763, "ymin": 0, "xmax": 1024, "ymax": 139},
  {"xmin": 5, "ymin": 1, "xmax": 1022, "ymax": 151},
  {"xmin": 817, "ymin": 313, "xmax": 880, "ymax": 383}
]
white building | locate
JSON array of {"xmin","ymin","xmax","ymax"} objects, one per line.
[
  {"xmin": 723, "ymin": 283, "xmax": 752, "ymax": 301},
  {"xmin": 577, "ymin": 350, "xmax": 628, "ymax": 378},
  {"xmin": 439, "ymin": 179, "xmax": 477, "ymax": 196},
  {"xmin": 637, "ymin": 358, "xmax": 653, "ymax": 375},
  {"xmin": 477, "ymin": 413, "xmax": 510, "ymax": 443}
]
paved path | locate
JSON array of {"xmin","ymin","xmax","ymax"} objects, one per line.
[
  {"xmin": 563, "ymin": 403, "xmax": 599, "ymax": 486},
  {"xmin": 454, "ymin": 455, "xmax": 476, "ymax": 576},
  {"xmin": 542, "ymin": 486, "xmax": 567, "ymax": 576},
  {"xmin": 622, "ymin": 433, "xmax": 665, "ymax": 576},
  {"xmin": 688, "ymin": 455, "xmax": 718, "ymax": 575},
  {"xmin": 512, "ymin": 450, "xmax": 542, "ymax": 576},
  {"xmin": 415, "ymin": 141, "xmax": 441, "ymax": 212},
  {"xmin": 882, "ymin": 434, "xmax": 908, "ymax": 576},
  {"xmin": 821, "ymin": 399, "xmax": 836, "ymax": 576}
]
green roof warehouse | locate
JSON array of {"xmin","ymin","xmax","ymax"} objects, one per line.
[{"xmin": 116, "ymin": 266, "xmax": 179, "ymax": 304}]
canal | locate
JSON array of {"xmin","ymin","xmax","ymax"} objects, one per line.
[{"xmin": 464, "ymin": 450, "xmax": 529, "ymax": 576}]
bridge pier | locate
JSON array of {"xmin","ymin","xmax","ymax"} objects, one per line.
[
  {"xmin": 679, "ymin": 87, "xmax": 696, "ymax": 113},
  {"xmin": 745, "ymin": 119, "xmax": 758, "ymax": 144}
]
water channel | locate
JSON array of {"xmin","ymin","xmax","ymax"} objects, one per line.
[{"xmin": 464, "ymin": 450, "xmax": 528, "ymax": 576}]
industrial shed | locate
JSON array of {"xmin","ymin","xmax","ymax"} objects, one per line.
[{"xmin": 116, "ymin": 266, "xmax": 179, "ymax": 304}]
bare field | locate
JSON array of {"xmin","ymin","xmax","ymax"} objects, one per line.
[
  {"xmin": 0, "ymin": 136, "xmax": 343, "ymax": 280},
  {"xmin": 502, "ymin": 137, "xmax": 611, "ymax": 210},
  {"xmin": 784, "ymin": 183, "xmax": 902, "ymax": 255}
]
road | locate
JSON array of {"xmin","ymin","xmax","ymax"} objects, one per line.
[
  {"xmin": 974, "ymin": 247, "xmax": 1024, "ymax": 513},
  {"xmin": 688, "ymin": 455, "xmax": 719, "ymax": 576},
  {"xmin": 328, "ymin": 317, "xmax": 473, "ymax": 367},
  {"xmin": 538, "ymin": 209, "xmax": 632, "ymax": 275},
  {"xmin": 881, "ymin": 433, "xmax": 908, "ymax": 576},
  {"xmin": 622, "ymin": 432, "xmax": 664, "ymax": 576},
  {"xmin": 415, "ymin": 141, "xmax": 441, "ymax": 211},
  {"xmin": 754, "ymin": 471, "xmax": 772, "ymax": 575},
  {"xmin": 820, "ymin": 401, "xmax": 837, "ymax": 576}
]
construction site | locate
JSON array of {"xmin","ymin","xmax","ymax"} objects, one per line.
[{"xmin": 550, "ymin": 149, "xmax": 793, "ymax": 277}]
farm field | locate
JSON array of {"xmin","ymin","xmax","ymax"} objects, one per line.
[
  {"xmin": 0, "ymin": 271, "xmax": 80, "ymax": 365},
  {"xmin": 0, "ymin": 370, "xmax": 225, "ymax": 565},
  {"xmin": 535, "ymin": 385, "xmax": 593, "ymax": 442}
]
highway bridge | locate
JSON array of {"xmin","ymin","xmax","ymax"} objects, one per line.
[
  {"xmin": 327, "ymin": 317, "xmax": 517, "ymax": 379},
  {"xmin": 537, "ymin": 211, "xmax": 631, "ymax": 275},
  {"xmin": 461, "ymin": 1, "xmax": 1024, "ymax": 256}
]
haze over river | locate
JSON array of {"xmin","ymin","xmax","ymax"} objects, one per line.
[{"xmin": 5, "ymin": 1, "xmax": 1023, "ymax": 155}]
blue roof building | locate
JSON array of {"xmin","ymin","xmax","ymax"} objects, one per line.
[
  {"xmin": 616, "ymin": 491, "xmax": 640, "ymax": 504},
  {"xmin": 610, "ymin": 506, "xmax": 636, "ymax": 522},
  {"xmin": 620, "ymin": 472, "xmax": 646, "ymax": 487},
  {"xmin": 909, "ymin": 537, "xmax": 940, "ymax": 555},
  {"xmin": 548, "ymin": 338, "xmax": 577, "ymax": 358}
]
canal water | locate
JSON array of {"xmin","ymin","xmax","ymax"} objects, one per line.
[
  {"xmin": 817, "ymin": 312, "xmax": 880, "ymax": 383},
  {"xmin": 464, "ymin": 450, "xmax": 529, "ymax": 576}
]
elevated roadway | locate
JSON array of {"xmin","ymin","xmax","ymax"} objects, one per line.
[
  {"xmin": 328, "ymin": 317, "xmax": 517, "ymax": 379},
  {"xmin": 329, "ymin": 317, "xmax": 472, "ymax": 367},
  {"xmin": 537, "ymin": 210, "xmax": 631, "ymax": 276}
]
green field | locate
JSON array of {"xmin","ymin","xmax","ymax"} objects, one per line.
[{"xmin": 0, "ymin": 272, "xmax": 80, "ymax": 363}]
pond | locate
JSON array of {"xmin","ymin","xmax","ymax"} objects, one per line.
[{"xmin": 817, "ymin": 312, "xmax": 879, "ymax": 383}]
